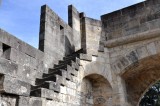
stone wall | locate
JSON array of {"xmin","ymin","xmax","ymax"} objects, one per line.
[
  {"xmin": 0, "ymin": 28, "xmax": 45, "ymax": 106},
  {"xmin": 101, "ymin": 0, "xmax": 160, "ymax": 41},
  {"xmin": 99, "ymin": 0, "xmax": 160, "ymax": 105},
  {"xmin": 39, "ymin": 5, "xmax": 82, "ymax": 68},
  {"xmin": 106, "ymin": 36, "xmax": 160, "ymax": 105},
  {"xmin": 81, "ymin": 17, "xmax": 102, "ymax": 55},
  {"xmin": 0, "ymin": 29, "xmax": 44, "ymax": 85},
  {"xmin": 1, "ymin": 0, "xmax": 160, "ymax": 106}
]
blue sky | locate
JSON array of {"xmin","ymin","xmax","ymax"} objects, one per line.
[{"xmin": 0, "ymin": 0, "xmax": 145, "ymax": 48}]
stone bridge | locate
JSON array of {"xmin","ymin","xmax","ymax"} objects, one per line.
[{"xmin": 0, "ymin": 0, "xmax": 160, "ymax": 106}]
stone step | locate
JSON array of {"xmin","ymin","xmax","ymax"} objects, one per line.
[
  {"xmin": 31, "ymin": 82, "xmax": 49, "ymax": 91},
  {"xmin": 79, "ymin": 54, "xmax": 92, "ymax": 61},
  {"xmin": 31, "ymin": 81, "xmax": 60, "ymax": 93},
  {"xmin": 75, "ymin": 57, "xmax": 80, "ymax": 65},
  {"xmin": 66, "ymin": 49, "xmax": 83, "ymax": 56},
  {"xmin": 70, "ymin": 74, "xmax": 78, "ymax": 83},
  {"xmin": 54, "ymin": 61, "xmax": 71, "ymax": 68},
  {"xmin": 35, "ymin": 74, "xmax": 66, "ymax": 86},
  {"xmin": 67, "ymin": 65, "xmax": 78, "ymax": 77},
  {"xmin": 73, "ymin": 69, "xmax": 78, "ymax": 77},
  {"xmin": 48, "ymin": 66, "xmax": 67, "ymax": 74},
  {"xmin": 58, "ymin": 60, "xmax": 72, "ymax": 65},
  {"xmin": 57, "ymin": 60, "xmax": 79, "ymax": 72},
  {"xmin": 65, "ymin": 53, "xmax": 80, "ymax": 58},
  {"xmin": 71, "ymin": 61, "xmax": 80, "ymax": 70},
  {"xmin": 63, "ymin": 56, "xmax": 77, "ymax": 62},
  {"xmin": 63, "ymin": 57, "xmax": 81, "ymax": 66},
  {"xmin": 59, "ymin": 60, "xmax": 79, "ymax": 71},
  {"xmin": 48, "ymin": 67, "xmax": 72, "ymax": 81},
  {"xmin": 62, "ymin": 57, "xmax": 80, "ymax": 65},
  {"xmin": 30, "ymin": 88, "xmax": 60, "ymax": 100},
  {"xmin": 46, "ymin": 81, "xmax": 60, "ymax": 92},
  {"xmin": 66, "ymin": 74, "xmax": 71, "ymax": 81},
  {"xmin": 43, "ymin": 69, "xmax": 67, "ymax": 78},
  {"xmin": 47, "ymin": 68, "xmax": 72, "ymax": 81},
  {"xmin": 48, "ymin": 65, "xmax": 67, "ymax": 73},
  {"xmin": 63, "ymin": 54, "xmax": 80, "ymax": 61},
  {"xmin": 53, "ymin": 64, "xmax": 68, "ymax": 69}
]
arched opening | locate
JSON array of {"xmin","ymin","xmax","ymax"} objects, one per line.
[
  {"xmin": 81, "ymin": 74, "xmax": 113, "ymax": 106},
  {"xmin": 139, "ymin": 80, "xmax": 160, "ymax": 106},
  {"xmin": 121, "ymin": 55, "xmax": 160, "ymax": 106}
]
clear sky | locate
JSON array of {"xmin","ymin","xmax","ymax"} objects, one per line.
[{"xmin": 0, "ymin": 0, "xmax": 145, "ymax": 48}]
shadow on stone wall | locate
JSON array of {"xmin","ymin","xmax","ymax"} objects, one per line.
[
  {"xmin": 121, "ymin": 54, "xmax": 160, "ymax": 105},
  {"xmin": 65, "ymin": 36, "xmax": 75, "ymax": 56},
  {"xmin": 81, "ymin": 74, "xmax": 113, "ymax": 106}
]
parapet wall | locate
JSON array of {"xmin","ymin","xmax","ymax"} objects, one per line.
[
  {"xmin": 101, "ymin": 0, "xmax": 160, "ymax": 41},
  {"xmin": 0, "ymin": 28, "xmax": 44, "ymax": 85}
]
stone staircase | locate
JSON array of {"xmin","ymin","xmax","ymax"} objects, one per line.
[{"xmin": 30, "ymin": 49, "xmax": 83, "ymax": 100}]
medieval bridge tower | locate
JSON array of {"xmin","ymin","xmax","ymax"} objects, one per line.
[{"xmin": 0, "ymin": 0, "xmax": 159, "ymax": 106}]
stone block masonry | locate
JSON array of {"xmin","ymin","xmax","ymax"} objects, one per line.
[{"xmin": 1, "ymin": 0, "xmax": 160, "ymax": 106}]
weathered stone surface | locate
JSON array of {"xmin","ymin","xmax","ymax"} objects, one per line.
[
  {"xmin": 68, "ymin": 5, "xmax": 81, "ymax": 51},
  {"xmin": 29, "ymin": 97, "xmax": 44, "ymax": 106},
  {"xmin": 81, "ymin": 17, "xmax": 101, "ymax": 55},
  {"xmin": 39, "ymin": 5, "xmax": 78, "ymax": 68},
  {"xmin": 31, "ymin": 88, "xmax": 60, "ymax": 100},
  {"xmin": 1, "ymin": 0, "xmax": 160, "ymax": 106},
  {"xmin": 0, "ymin": 75, "xmax": 31, "ymax": 96},
  {"xmin": 0, "ymin": 95, "xmax": 17, "ymax": 106},
  {"xmin": 0, "ymin": 29, "xmax": 19, "ymax": 49},
  {"xmin": 80, "ymin": 54, "xmax": 92, "ymax": 61},
  {"xmin": 0, "ymin": 42, "xmax": 2, "ymax": 57},
  {"xmin": 0, "ymin": 57, "xmax": 18, "ymax": 76},
  {"xmin": 18, "ymin": 96, "xmax": 47, "ymax": 106},
  {"xmin": 17, "ymin": 65, "xmax": 37, "ymax": 85},
  {"xmin": 18, "ymin": 96, "xmax": 30, "ymax": 106}
]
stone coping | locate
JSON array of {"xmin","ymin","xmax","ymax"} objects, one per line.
[{"xmin": 103, "ymin": 29, "xmax": 160, "ymax": 48}]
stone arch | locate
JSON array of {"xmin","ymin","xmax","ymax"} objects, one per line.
[
  {"xmin": 81, "ymin": 74, "xmax": 113, "ymax": 106},
  {"xmin": 80, "ymin": 61, "xmax": 113, "ymax": 88},
  {"xmin": 138, "ymin": 79, "xmax": 160, "ymax": 105},
  {"xmin": 120, "ymin": 54, "xmax": 160, "ymax": 106}
]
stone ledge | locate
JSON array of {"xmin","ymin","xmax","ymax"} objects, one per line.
[
  {"xmin": 80, "ymin": 54, "xmax": 92, "ymax": 61},
  {"xmin": 30, "ymin": 88, "xmax": 60, "ymax": 101},
  {"xmin": 103, "ymin": 29, "xmax": 160, "ymax": 48},
  {"xmin": 0, "ymin": 75, "xmax": 31, "ymax": 96},
  {"xmin": 0, "ymin": 57, "xmax": 18, "ymax": 77}
]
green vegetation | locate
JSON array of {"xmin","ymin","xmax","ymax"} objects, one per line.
[{"xmin": 140, "ymin": 81, "xmax": 160, "ymax": 106}]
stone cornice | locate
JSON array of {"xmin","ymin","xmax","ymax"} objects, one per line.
[{"xmin": 104, "ymin": 29, "xmax": 160, "ymax": 48}]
